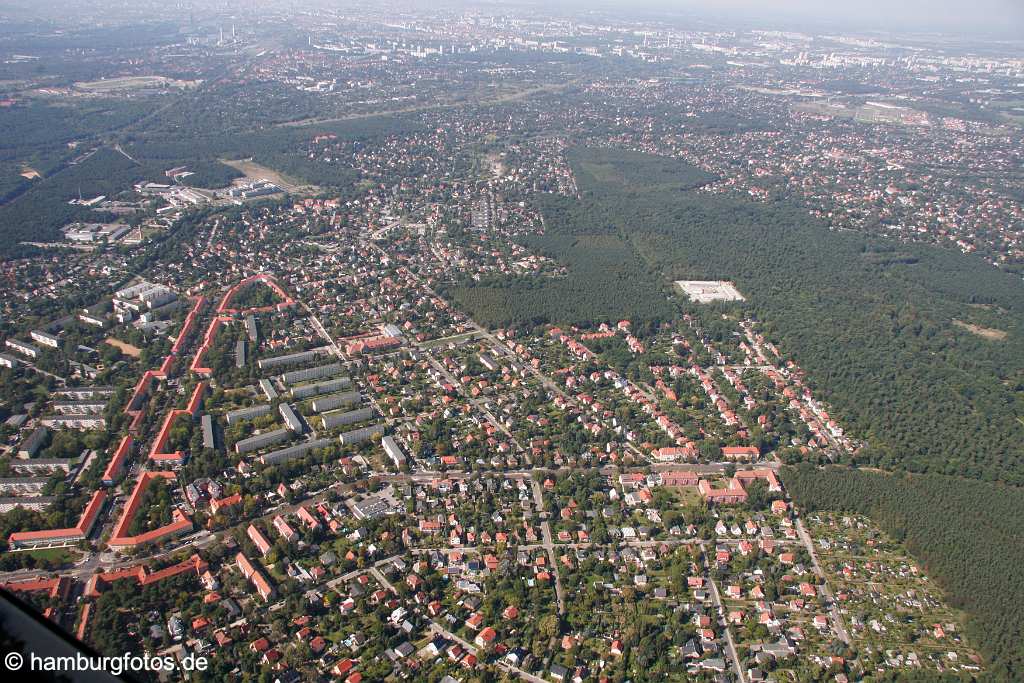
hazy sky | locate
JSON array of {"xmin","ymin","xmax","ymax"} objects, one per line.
[{"xmin": 586, "ymin": 0, "xmax": 1024, "ymax": 36}]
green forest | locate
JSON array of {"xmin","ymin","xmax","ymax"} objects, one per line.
[
  {"xmin": 0, "ymin": 95, "xmax": 424, "ymax": 256},
  {"xmin": 451, "ymin": 146, "xmax": 1024, "ymax": 485},
  {"xmin": 0, "ymin": 99, "xmax": 154, "ymax": 202},
  {"xmin": 782, "ymin": 465, "xmax": 1024, "ymax": 681},
  {"xmin": 445, "ymin": 230, "xmax": 674, "ymax": 327},
  {"xmin": 0, "ymin": 147, "xmax": 166, "ymax": 254},
  {"xmin": 121, "ymin": 110, "xmax": 424, "ymax": 192}
]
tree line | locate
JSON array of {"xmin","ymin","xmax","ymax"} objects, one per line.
[
  {"xmin": 452, "ymin": 146, "xmax": 1024, "ymax": 485},
  {"xmin": 782, "ymin": 464, "xmax": 1024, "ymax": 681}
]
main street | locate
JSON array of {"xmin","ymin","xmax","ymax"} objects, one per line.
[{"xmin": 0, "ymin": 463, "xmax": 775, "ymax": 584}]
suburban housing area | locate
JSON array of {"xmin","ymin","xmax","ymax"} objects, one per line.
[{"xmin": 0, "ymin": 3, "xmax": 1022, "ymax": 683}]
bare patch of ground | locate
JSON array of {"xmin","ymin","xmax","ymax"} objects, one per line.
[
  {"xmin": 953, "ymin": 320, "xmax": 1008, "ymax": 341},
  {"xmin": 105, "ymin": 337, "xmax": 142, "ymax": 357},
  {"xmin": 220, "ymin": 159, "xmax": 319, "ymax": 194}
]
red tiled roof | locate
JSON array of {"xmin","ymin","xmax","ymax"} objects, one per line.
[
  {"xmin": 9, "ymin": 489, "xmax": 106, "ymax": 546},
  {"xmin": 102, "ymin": 435, "xmax": 134, "ymax": 484},
  {"xmin": 108, "ymin": 472, "xmax": 192, "ymax": 547}
]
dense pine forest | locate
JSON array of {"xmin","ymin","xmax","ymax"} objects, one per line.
[
  {"xmin": 451, "ymin": 146, "xmax": 1024, "ymax": 485},
  {"xmin": 0, "ymin": 100, "xmax": 424, "ymax": 256},
  {"xmin": 445, "ymin": 229, "xmax": 675, "ymax": 327},
  {"xmin": 782, "ymin": 465, "xmax": 1024, "ymax": 681},
  {"xmin": 0, "ymin": 148, "xmax": 167, "ymax": 250}
]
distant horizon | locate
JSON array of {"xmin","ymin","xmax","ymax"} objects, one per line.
[
  {"xmin": 1, "ymin": 0, "xmax": 1024, "ymax": 40},
  {"xmin": 544, "ymin": 0, "xmax": 1024, "ymax": 39}
]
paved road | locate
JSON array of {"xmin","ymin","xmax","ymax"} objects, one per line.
[
  {"xmin": 369, "ymin": 566, "xmax": 397, "ymax": 594},
  {"xmin": 539, "ymin": 521, "xmax": 566, "ymax": 616},
  {"xmin": 703, "ymin": 544, "xmax": 746, "ymax": 683},
  {"xmin": 265, "ymin": 554, "xmax": 405, "ymax": 613},
  {"xmin": 527, "ymin": 478, "xmax": 543, "ymax": 506},
  {"xmin": 320, "ymin": 554, "xmax": 403, "ymax": 594},
  {"xmin": 796, "ymin": 516, "xmax": 851, "ymax": 644},
  {"xmin": 423, "ymin": 353, "xmax": 522, "ymax": 449},
  {"xmin": 304, "ymin": 303, "xmax": 343, "ymax": 358},
  {"xmin": 530, "ymin": 478, "xmax": 565, "ymax": 615}
]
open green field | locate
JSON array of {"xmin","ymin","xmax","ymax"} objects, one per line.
[{"xmin": 16, "ymin": 547, "xmax": 78, "ymax": 564}]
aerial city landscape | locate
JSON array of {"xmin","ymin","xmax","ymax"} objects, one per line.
[{"xmin": 0, "ymin": 0, "xmax": 1022, "ymax": 681}]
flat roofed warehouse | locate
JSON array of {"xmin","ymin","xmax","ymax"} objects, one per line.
[
  {"xmin": 0, "ymin": 497, "xmax": 57, "ymax": 513},
  {"xmin": 51, "ymin": 401, "xmax": 107, "ymax": 415},
  {"xmin": 6, "ymin": 339, "xmax": 41, "ymax": 358},
  {"xmin": 9, "ymin": 458, "xmax": 73, "ymax": 474},
  {"xmin": 115, "ymin": 281, "xmax": 153, "ymax": 299},
  {"xmin": 675, "ymin": 280, "xmax": 746, "ymax": 303},
  {"xmin": 31, "ymin": 330, "xmax": 61, "ymax": 348},
  {"xmin": 352, "ymin": 496, "xmax": 390, "ymax": 519},
  {"xmin": 55, "ymin": 387, "xmax": 115, "ymax": 400},
  {"xmin": 41, "ymin": 415, "xmax": 106, "ymax": 430},
  {"xmin": 201, "ymin": 414, "xmax": 215, "ymax": 449},
  {"xmin": 382, "ymin": 435, "xmax": 407, "ymax": 468},
  {"xmin": 18, "ymin": 427, "xmax": 49, "ymax": 458},
  {"xmin": 260, "ymin": 437, "xmax": 333, "ymax": 465},
  {"xmin": 257, "ymin": 350, "xmax": 319, "ymax": 371},
  {"xmin": 235, "ymin": 340, "xmax": 246, "ymax": 368},
  {"xmin": 244, "ymin": 314, "xmax": 258, "ymax": 342},
  {"xmin": 5, "ymin": 415, "xmax": 27, "ymax": 429},
  {"xmin": 0, "ymin": 477, "xmax": 50, "ymax": 494},
  {"xmin": 338, "ymin": 423, "xmax": 385, "ymax": 446},
  {"xmin": 279, "ymin": 403, "xmax": 305, "ymax": 433},
  {"xmin": 259, "ymin": 379, "xmax": 278, "ymax": 401}
]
